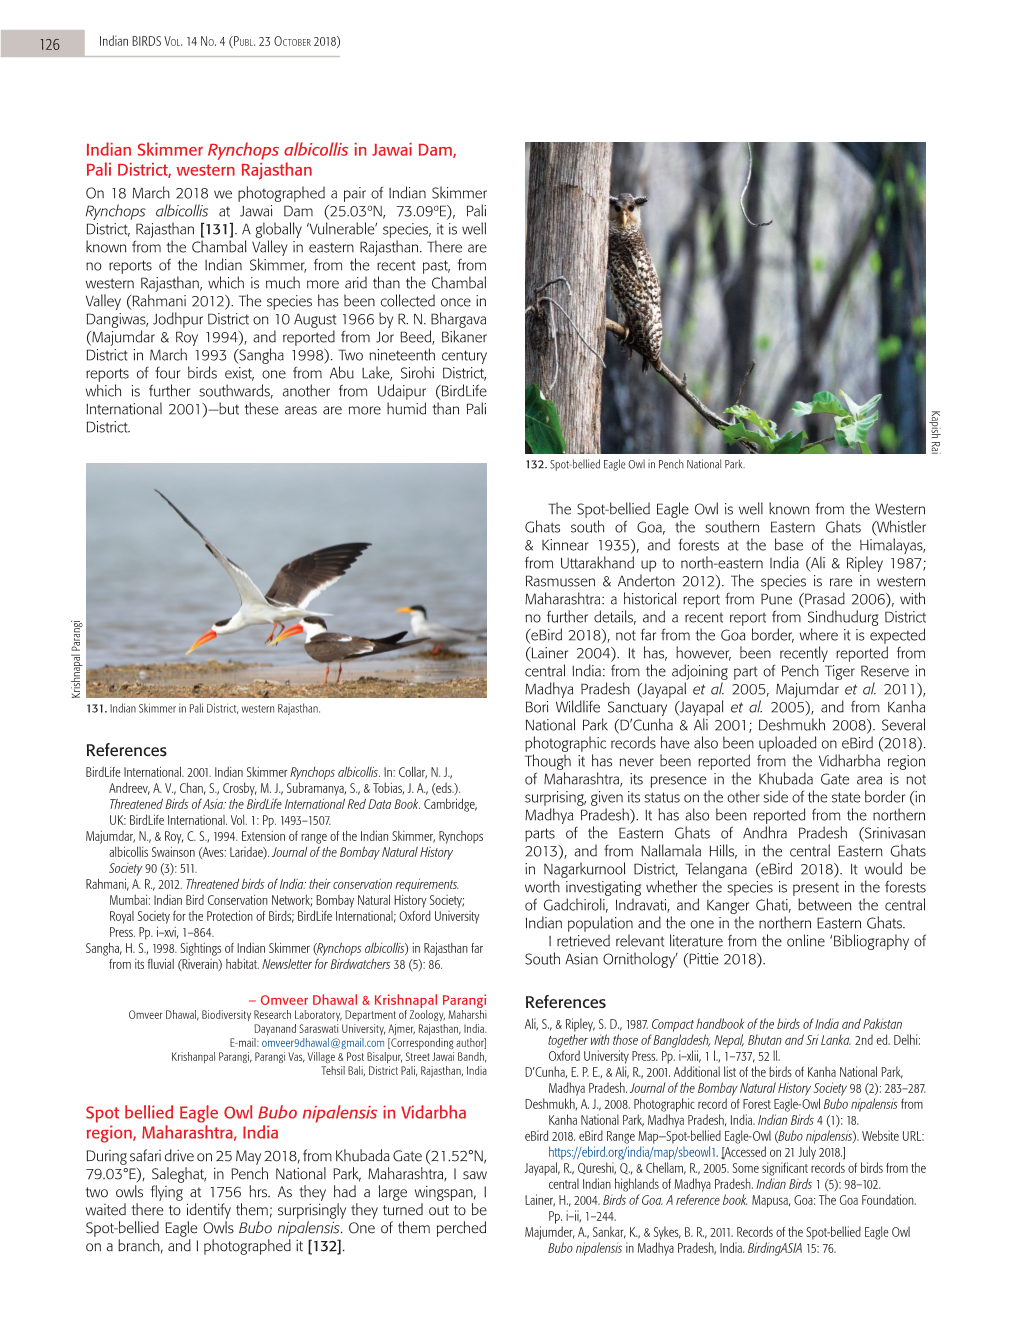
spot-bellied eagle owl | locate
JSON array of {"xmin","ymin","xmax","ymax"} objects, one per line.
[{"xmin": 607, "ymin": 193, "xmax": 662, "ymax": 373}]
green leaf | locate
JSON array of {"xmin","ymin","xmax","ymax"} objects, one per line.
[
  {"xmin": 525, "ymin": 383, "xmax": 566, "ymax": 454},
  {"xmin": 912, "ymin": 315, "xmax": 926, "ymax": 338},
  {"xmin": 743, "ymin": 409, "xmax": 777, "ymax": 440},
  {"xmin": 717, "ymin": 422, "xmax": 765, "ymax": 454},
  {"xmin": 877, "ymin": 335, "xmax": 902, "ymax": 364},
  {"xmin": 861, "ymin": 393, "xmax": 882, "ymax": 414},
  {"xmin": 755, "ymin": 334, "xmax": 771, "ymax": 351},
  {"xmin": 879, "ymin": 423, "xmax": 898, "ymax": 452},
  {"xmin": 791, "ymin": 391, "xmax": 851, "ymax": 418},
  {"xmin": 840, "ymin": 391, "xmax": 862, "ymax": 417},
  {"xmin": 773, "ymin": 431, "xmax": 807, "ymax": 454},
  {"xmin": 800, "ymin": 444, "xmax": 827, "ymax": 454},
  {"xmin": 721, "ymin": 421, "xmax": 765, "ymax": 447},
  {"xmin": 869, "ymin": 251, "xmax": 882, "ymax": 274},
  {"xmin": 837, "ymin": 416, "xmax": 878, "ymax": 449},
  {"xmin": 724, "ymin": 405, "xmax": 778, "ymax": 441}
]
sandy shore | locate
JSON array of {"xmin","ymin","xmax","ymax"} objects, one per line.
[{"xmin": 86, "ymin": 660, "xmax": 486, "ymax": 700}]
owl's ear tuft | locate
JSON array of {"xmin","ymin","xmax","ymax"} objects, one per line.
[
  {"xmin": 609, "ymin": 195, "xmax": 619, "ymax": 205},
  {"xmin": 634, "ymin": 196, "xmax": 648, "ymax": 207}
]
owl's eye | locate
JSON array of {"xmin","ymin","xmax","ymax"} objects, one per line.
[{"xmin": 628, "ymin": 206, "xmax": 634, "ymax": 212}]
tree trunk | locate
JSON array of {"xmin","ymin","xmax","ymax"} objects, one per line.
[
  {"xmin": 769, "ymin": 163, "xmax": 882, "ymax": 432},
  {"xmin": 525, "ymin": 143, "xmax": 612, "ymax": 453},
  {"xmin": 601, "ymin": 141, "xmax": 665, "ymax": 453},
  {"xmin": 699, "ymin": 142, "xmax": 768, "ymax": 404},
  {"xmin": 792, "ymin": 143, "xmax": 821, "ymax": 444},
  {"xmin": 841, "ymin": 143, "xmax": 926, "ymax": 453}
]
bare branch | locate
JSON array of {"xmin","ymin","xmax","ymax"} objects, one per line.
[
  {"xmin": 527, "ymin": 275, "xmax": 604, "ymax": 391},
  {"xmin": 541, "ymin": 296, "xmax": 605, "ymax": 367},
  {"xmin": 606, "ymin": 319, "xmax": 756, "ymax": 453},
  {"xmin": 733, "ymin": 359, "xmax": 755, "ymax": 407},
  {"xmin": 740, "ymin": 142, "xmax": 773, "ymax": 228},
  {"xmin": 535, "ymin": 275, "xmax": 573, "ymax": 299},
  {"xmin": 657, "ymin": 361, "xmax": 737, "ymax": 435}
]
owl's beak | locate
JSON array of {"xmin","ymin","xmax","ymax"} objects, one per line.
[{"xmin": 620, "ymin": 211, "xmax": 629, "ymax": 228}]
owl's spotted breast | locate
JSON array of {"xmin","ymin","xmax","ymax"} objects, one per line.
[{"xmin": 608, "ymin": 225, "xmax": 663, "ymax": 373}]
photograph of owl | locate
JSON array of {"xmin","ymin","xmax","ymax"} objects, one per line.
[{"xmin": 607, "ymin": 193, "xmax": 662, "ymax": 373}]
